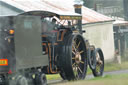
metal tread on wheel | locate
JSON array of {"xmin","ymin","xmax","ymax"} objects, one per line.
[
  {"xmin": 92, "ymin": 48, "xmax": 104, "ymax": 77},
  {"xmin": 59, "ymin": 34, "xmax": 88, "ymax": 80}
]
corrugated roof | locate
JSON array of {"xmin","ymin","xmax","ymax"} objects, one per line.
[
  {"xmin": 44, "ymin": 0, "xmax": 113, "ymax": 24},
  {"xmin": 113, "ymin": 20, "xmax": 128, "ymax": 26},
  {"xmin": 1, "ymin": 0, "xmax": 113, "ymax": 24}
]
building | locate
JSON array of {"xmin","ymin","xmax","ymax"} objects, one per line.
[
  {"xmin": 0, "ymin": 0, "xmax": 115, "ymax": 61},
  {"xmin": 113, "ymin": 19, "xmax": 128, "ymax": 57},
  {"xmin": 84, "ymin": 0, "xmax": 124, "ymax": 18}
]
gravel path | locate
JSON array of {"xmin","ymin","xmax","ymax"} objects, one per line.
[{"xmin": 48, "ymin": 69, "xmax": 128, "ymax": 85}]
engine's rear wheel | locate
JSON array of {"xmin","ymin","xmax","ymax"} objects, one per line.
[
  {"xmin": 60, "ymin": 34, "xmax": 88, "ymax": 80},
  {"xmin": 92, "ymin": 48, "xmax": 104, "ymax": 77},
  {"xmin": 59, "ymin": 70, "xmax": 67, "ymax": 80}
]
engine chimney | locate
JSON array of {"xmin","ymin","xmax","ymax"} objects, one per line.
[{"xmin": 74, "ymin": 4, "xmax": 82, "ymax": 34}]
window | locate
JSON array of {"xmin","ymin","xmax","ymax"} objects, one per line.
[{"xmin": 24, "ymin": 20, "xmax": 32, "ymax": 29}]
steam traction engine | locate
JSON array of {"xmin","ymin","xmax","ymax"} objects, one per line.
[{"xmin": 0, "ymin": 10, "xmax": 104, "ymax": 85}]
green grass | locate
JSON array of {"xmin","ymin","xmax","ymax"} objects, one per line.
[
  {"xmin": 104, "ymin": 61, "xmax": 128, "ymax": 72},
  {"xmin": 46, "ymin": 74, "xmax": 60, "ymax": 80},
  {"xmin": 46, "ymin": 61, "xmax": 128, "ymax": 80},
  {"xmin": 87, "ymin": 61, "xmax": 128, "ymax": 74},
  {"xmin": 55, "ymin": 74, "xmax": 128, "ymax": 85}
]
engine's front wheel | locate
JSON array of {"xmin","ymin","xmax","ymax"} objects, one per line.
[
  {"xmin": 88, "ymin": 45, "xmax": 96, "ymax": 70},
  {"xmin": 92, "ymin": 48, "xmax": 104, "ymax": 77}
]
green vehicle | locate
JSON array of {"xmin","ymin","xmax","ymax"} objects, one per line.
[{"xmin": 0, "ymin": 10, "xmax": 104, "ymax": 85}]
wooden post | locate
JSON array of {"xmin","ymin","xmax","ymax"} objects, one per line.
[
  {"xmin": 117, "ymin": 39, "xmax": 121, "ymax": 64},
  {"xmin": 117, "ymin": 26, "xmax": 121, "ymax": 64}
]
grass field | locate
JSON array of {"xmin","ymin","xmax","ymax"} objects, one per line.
[
  {"xmin": 46, "ymin": 61, "xmax": 128, "ymax": 80},
  {"xmin": 55, "ymin": 73, "xmax": 128, "ymax": 85}
]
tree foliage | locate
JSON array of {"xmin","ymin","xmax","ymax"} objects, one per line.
[{"xmin": 82, "ymin": 0, "xmax": 93, "ymax": 8}]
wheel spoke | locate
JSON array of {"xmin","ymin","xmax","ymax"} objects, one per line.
[
  {"xmin": 72, "ymin": 50, "xmax": 76, "ymax": 55},
  {"xmin": 73, "ymin": 39, "xmax": 78, "ymax": 47},
  {"xmin": 76, "ymin": 41, "xmax": 81, "ymax": 49},
  {"xmin": 96, "ymin": 65, "xmax": 100, "ymax": 72},
  {"xmin": 73, "ymin": 40, "xmax": 77, "ymax": 47},
  {"xmin": 79, "ymin": 50, "xmax": 84, "ymax": 54},
  {"xmin": 72, "ymin": 63, "xmax": 76, "ymax": 67},
  {"xmin": 72, "ymin": 57, "xmax": 75, "ymax": 60},
  {"xmin": 72, "ymin": 45, "xmax": 77, "ymax": 52},
  {"xmin": 77, "ymin": 66, "xmax": 83, "ymax": 74},
  {"xmin": 74, "ymin": 66, "xmax": 78, "ymax": 76},
  {"xmin": 98, "ymin": 60, "xmax": 103, "ymax": 65},
  {"xmin": 80, "ymin": 61, "xmax": 84, "ymax": 64},
  {"xmin": 72, "ymin": 45, "xmax": 75, "ymax": 50}
]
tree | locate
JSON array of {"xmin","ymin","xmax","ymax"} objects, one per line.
[
  {"xmin": 123, "ymin": 0, "xmax": 128, "ymax": 20},
  {"xmin": 83, "ymin": 0, "xmax": 94, "ymax": 8}
]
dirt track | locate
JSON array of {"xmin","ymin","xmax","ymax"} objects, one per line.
[{"xmin": 48, "ymin": 69, "xmax": 128, "ymax": 85}]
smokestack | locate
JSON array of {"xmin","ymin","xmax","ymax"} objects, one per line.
[
  {"xmin": 74, "ymin": 4, "xmax": 82, "ymax": 34},
  {"xmin": 74, "ymin": 4, "xmax": 82, "ymax": 14}
]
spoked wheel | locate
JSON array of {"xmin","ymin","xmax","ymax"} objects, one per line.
[
  {"xmin": 60, "ymin": 34, "xmax": 88, "ymax": 80},
  {"xmin": 88, "ymin": 45, "xmax": 96, "ymax": 70},
  {"xmin": 92, "ymin": 48, "xmax": 104, "ymax": 77}
]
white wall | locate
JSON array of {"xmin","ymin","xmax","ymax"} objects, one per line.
[{"xmin": 83, "ymin": 22, "xmax": 115, "ymax": 61}]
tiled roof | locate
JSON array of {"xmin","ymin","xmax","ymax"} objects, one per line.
[{"xmin": 1, "ymin": 0, "xmax": 113, "ymax": 24}]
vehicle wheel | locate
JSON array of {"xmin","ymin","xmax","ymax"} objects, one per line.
[
  {"xmin": 16, "ymin": 75, "xmax": 28, "ymax": 85},
  {"xmin": 88, "ymin": 46, "xmax": 96, "ymax": 70},
  {"xmin": 92, "ymin": 48, "xmax": 104, "ymax": 77},
  {"xmin": 59, "ymin": 70, "xmax": 66, "ymax": 80},
  {"xmin": 35, "ymin": 73, "xmax": 47, "ymax": 85},
  {"xmin": 60, "ymin": 34, "xmax": 88, "ymax": 80},
  {"xmin": 0, "ymin": 75, "xmax": 8, "ymax": 85}
]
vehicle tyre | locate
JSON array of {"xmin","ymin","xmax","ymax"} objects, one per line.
[
  {"xmin": 35, "ymin": 73, "xmax": 47, "ymax": 85},
  {"xmin": 0, "ymin": 75, "xmax": 8, "ymax": 85},
  {"xmin": 88, "ymin": 46, "xmax": 97, "ymax": 70},
  {"xmin": 16, "ymin": 75, "xmax": 28, "ymax": 85},
  {"xmin": 60, "ymin": 34, "xmax": 88, "ymax": 80},
  {"xmin": 59, "ymin": 70, "xmax": 66, "ymax": 80},
  {"xmin": 92, "ymin": 48, "xmax": 104, "ymax": 77}
]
